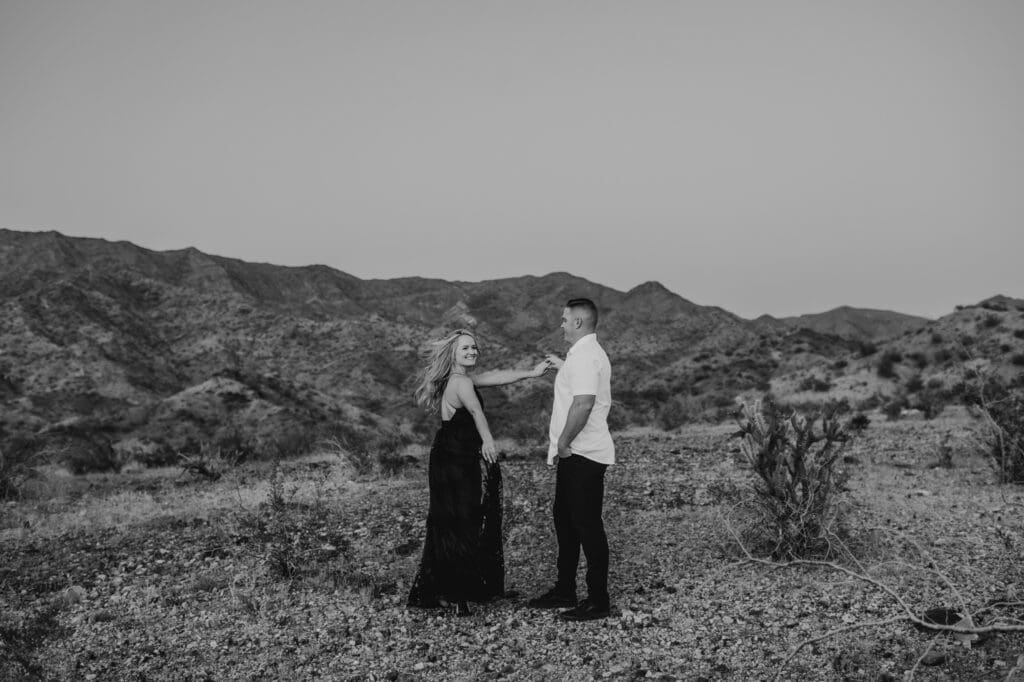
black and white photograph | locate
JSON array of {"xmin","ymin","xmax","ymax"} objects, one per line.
[{"xmin": 2, "ymin": 1, "xmax": 1023, "ymax": 679}]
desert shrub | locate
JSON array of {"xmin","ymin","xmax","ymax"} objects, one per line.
[
  {"xmin": 959, "ymin": 370, "xmax": 1024, "ymax": 483},
  {"xmin": 975, "ymin": 388, "xmax": 1024, "ymax": 484},
  {"xmin": 640, "ymin": 381, "xmax": 671, "ymax": 402},
  {"xmin": 657, "ymin": 397, "xmax": 691, "ymax": 430},
  {"xmin": 375, "ymin": 434, "xmax": 417, "ymax": 476},
  {"xmin": 264, "ymin": 466, "xmax": 302, "ymax": 579},
  {"xmin": 826, "ymin": 397, "xmax": 852, "ymax": 415},
  {"xmin": 914, "ymin": 387, "xmax": 947, "ymax": 420},
  {"xmin": 0, "ymin": 603, "xmax": 66, "ymax": 678},
  {"xmin": 332, "ymin": 430, "xmax": 413, "ymax": 476},
  {"xmin": 0, "ymin": 438, "xmax": 42, "ymax": 499},
  {"xmin": 832, "ymin": 359, "xmax": 848, "ymax": 370},
  {"xmin": 960, "ymin": 335, "xmax": 975, "ymax": 347},
  {"xmin": 882, "ymin": 398, "xmax": 906, "ymax": 421},
  {"xmin": 856, "ymin": 393, "xmax": 884, "ymax": 411},
  {"xmin": 907, "ymin": 352, "xmax": 928, "ymax": 369},
  {"xmin": 905, "ymin": 375, "xmax": 924, "ymax": 393},
  {"xmin": 926, "ymin": 377, "xmax": 945, "ymax": 390},
  {"xmin": 847, "ymin": 413, "xmax": 871, "ymax": 432},
  {"xmin": 1011, "ymin": 353, "xmax": 1024, "ymax": 367},
  {"xmin": 933, "ymin": 348, "xmax": 953, "ymax": 365},
  {"xmin": 930, "ymin": 332, "xmax": 944, "ymax": 344},
  {"xmin": 237, "ymin": 462, "xmax": 351, "ymax": 581},
  {"xmin": 877, "ymin": 351, "xmax": 901, "ymax": 379},
  {"xmin": 1014, "ymin": 329, "xmax": 1024, "ymax": 340},
  {"xmin": 935, "ymin": 432, "xmax": 955, "ymax": 469},
  {"xmin": 58, "ymin": 433, "xmax": 121, "ymax": 474},
  {"xmin": 980, "ymin": 314, "xmax": 1002, "ymax": 330},
  {"xmin": 179, "ymin": 443, "xmax": 240, "ymax": 481},
  {"xmin": 858, "ymin": 341, "xmax": 878, "ymax": 357},
  {"xmin": 211, "ymin": 428, "xmax": 261, "ymax": 462},
  {"xmin": 798, "ymin": 376, "xmax": 832, "ymax": 392},
  {"xmin": 122, "ymin": 440, "xmax": 178, "ymax": 468},
  {"xmin": 732, "ymin": 400, "xmax": 850, "ymax": 559}
]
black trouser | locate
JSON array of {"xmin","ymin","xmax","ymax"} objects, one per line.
[{"xmin": 553, "ymin": 454, "xmax": 609, "ymax": 608}]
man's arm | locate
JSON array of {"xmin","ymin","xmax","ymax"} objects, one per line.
[{"xmin": 556, "ymin": 394, "xmax": 596, "ymax": 459}]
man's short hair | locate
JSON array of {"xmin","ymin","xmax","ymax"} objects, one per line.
[{"xmin": 566, "ymin": 297, "xmax": 599, "ymax": 328}]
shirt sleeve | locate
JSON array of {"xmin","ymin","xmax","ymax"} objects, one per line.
[{"xmin": 567, "ymin": 354, "xmax": 600, "ymax": 396}]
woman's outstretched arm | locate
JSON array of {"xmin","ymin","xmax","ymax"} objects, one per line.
[{"xmin": 472, "ymin": 359, "xmax": 552, "ymax": 387}]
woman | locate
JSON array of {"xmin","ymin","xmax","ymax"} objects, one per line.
[{"xmin": 408, "ymin": 329, "xmax": 551, "ymax": 616}]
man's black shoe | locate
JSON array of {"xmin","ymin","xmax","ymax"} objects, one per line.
[
  {"xmin": 559, "ymin": 598, "xmax": 610, "ymax": 621},
  {"xmin": 527, "ymin": 588, "xmax": 577, "ymax": 609}
]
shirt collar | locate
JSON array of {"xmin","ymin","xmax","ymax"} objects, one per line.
[{"xmin": 567, "ymin": 333, "xmax": 597, "ymax": 356}]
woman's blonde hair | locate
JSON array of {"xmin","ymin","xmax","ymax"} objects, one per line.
[{"xmin": 414, "ymin": 329, "xmax": 476, "ymax": 411}]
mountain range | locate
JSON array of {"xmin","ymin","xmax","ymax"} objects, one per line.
[{"xmin": 1, "ymin": 228, "xmax": 1021, "ymax": 467}]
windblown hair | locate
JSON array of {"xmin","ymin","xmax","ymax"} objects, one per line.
[
  {"xmin": 414, "ymin": 329, "xmax": 476, "ymax": 411},
  {"xmin": 566, "ymin": 297, "xmax": 599, "ymax": 328}
]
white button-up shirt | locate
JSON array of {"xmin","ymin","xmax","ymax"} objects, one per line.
[{"xmin": 547, "ymin": 333, "xmax": 615, "ymax": 466}]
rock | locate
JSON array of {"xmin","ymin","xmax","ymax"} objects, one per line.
[
  {"xmin": 920, "ymin": 651, "xmax": 946, "ymax": 666},
  {"xmin": 62, "ymin": 585, "xmax": 88, "ymax": 605}
]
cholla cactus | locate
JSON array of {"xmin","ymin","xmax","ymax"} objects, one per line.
[{"xmin": 734, "ymin": 400, "xmax": 850, "ymax": 559}]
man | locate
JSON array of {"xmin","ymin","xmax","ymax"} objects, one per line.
[{"xmin": 528, "ymin": 297, "xmax": 615, "ymax": 621}]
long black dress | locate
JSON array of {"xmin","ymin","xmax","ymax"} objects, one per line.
[{"xmin": 408, "ymin": 389, "xmax": 504, "ymax": 607}]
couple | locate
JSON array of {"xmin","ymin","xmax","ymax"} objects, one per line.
[{"xmin": 407, "ymin": 298, "xmax": 614, "ymax": 621}]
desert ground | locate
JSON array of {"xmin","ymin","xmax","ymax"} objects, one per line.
[{"xmin": 3, "ymin": 412, "xmax": 1023, "ymax": 681}]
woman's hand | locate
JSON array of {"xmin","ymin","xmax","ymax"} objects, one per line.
[
  {"xmin": 532, "ymin": 358, "xmax": 554, "ymax": 377},
  {"xmin": 544, "ymin": 354, "xmax": 564, "ymax": 371},
  {"xmin": 481, "ymin": 437, "xmax": 497, "ymax": 464}
]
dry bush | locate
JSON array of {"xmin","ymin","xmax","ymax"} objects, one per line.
[
  {"xmin": 0, "ymin": 603, "xmax": 66, "ymax": 679},
  {"xmin": 959, "ymin": 364, "xmax": 1024, "ymax": 483},
  {"xmin": 57, "ymin": 433, "xmax": 122, "ymax": 474},
  {"xmin": 974, "ymin": 389, "xmax": 1024, "ymax": 484},
  {"xmin": 233, "ymin": 462, "xmax": 351, "ymax": 581},
  {"xmin": 325, "ymin": 430, "xmax": 413, "ymax": 476},
  {"xmin": 732, "ymin": 399, "xmax": 851, "ymax": 560},
  {"xmin": 0, "ymin": 438, "xmax": 42, "ymax": 500},
  {"xmin": 178, "ymin": 443, "xmax": 241, "ymax": 481}
]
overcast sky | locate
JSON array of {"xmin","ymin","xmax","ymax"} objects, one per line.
[{"xmin": 2, "ymin": 1, "xmax": 1021, "ymax": 319}]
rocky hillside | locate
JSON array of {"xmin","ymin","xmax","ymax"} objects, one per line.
[
  {"xmin": 1, "ymin": 228, "xmax": 1018, "ymax": 465},
  {"xmin": 778, "ymin": 306, "xmax": 929, "ymax": 341}
]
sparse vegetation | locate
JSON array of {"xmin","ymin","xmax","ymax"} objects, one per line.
[{"xmin": 3, "ymin": 419, "xmax": 1024, "ymax": 680}]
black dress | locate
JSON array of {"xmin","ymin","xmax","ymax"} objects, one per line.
[{"xmin": 408, "ymin": 389, "xmax": 504, "ymax": 607}]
